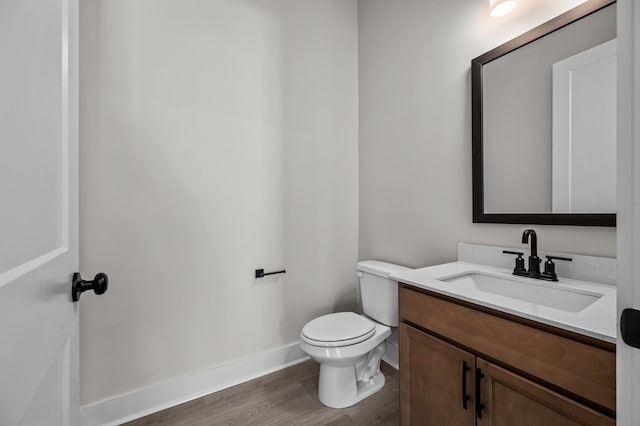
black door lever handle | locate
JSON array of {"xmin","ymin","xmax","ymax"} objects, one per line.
[
  {"xmin": 621, "ymin": 308, "xmax": 640, "ymax": 349},
  {"xmin": 72, "ymin": 272, "xmax": 108, "ymax": 302}
]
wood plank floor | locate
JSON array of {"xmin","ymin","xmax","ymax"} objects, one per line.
[{"xmin": 124, "ymin": 360, "xmax": 399, "ymax": 426}]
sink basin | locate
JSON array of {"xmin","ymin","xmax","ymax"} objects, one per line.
[{"xmin": 440, "ymin": 271, "xmax": 603, "ymax": 313}]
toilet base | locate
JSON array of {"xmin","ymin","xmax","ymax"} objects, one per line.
[{"xmin": 317, "ymin": 341, "xmax": 387, "ymax": 408}]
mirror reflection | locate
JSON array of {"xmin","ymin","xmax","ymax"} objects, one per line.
[{"xmin": 482, "ymin": 3, "xmax": 616, "ymax": 215}]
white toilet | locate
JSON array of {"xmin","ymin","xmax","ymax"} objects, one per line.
[{"xmin": 299, "ymin": 260, "xmax": 411, "ymax": 408}]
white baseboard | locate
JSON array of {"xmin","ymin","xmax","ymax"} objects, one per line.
[
  {"xmin": 81, "ymin": 343, "xmax": 309, "ymax": 426},
  {"xmin": 382, "ymin": 341, "xmax": 399, "ymax": 370}
]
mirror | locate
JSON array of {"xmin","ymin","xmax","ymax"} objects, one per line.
[{"xmin": 472, "ymin": 0, "xmax": 616, "ymax": 226}]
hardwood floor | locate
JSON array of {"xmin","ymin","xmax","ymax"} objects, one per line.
[{"xmin": 124, "ymin": 360, "xmax": 399, "ymax": 426}]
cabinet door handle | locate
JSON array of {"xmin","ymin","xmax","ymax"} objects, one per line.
[
  {"xmin": 461, "ymin": 361, "xmax": 471, "ymax": 409},
  {"xmin": 475, "ymin": 367, "xmax": 485, "ymax": 419}
]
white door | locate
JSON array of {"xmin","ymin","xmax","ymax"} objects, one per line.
[
  {"xmin": 552, "ymin": 39, "xmax": 617, "ymax": 214},
  {"xmin": 0, "ymin": 0, "xmax": 80, "ymax": 425},
  {"xmin": 618, "ymin": 0, "xmax": 640, "ymax": 425}
]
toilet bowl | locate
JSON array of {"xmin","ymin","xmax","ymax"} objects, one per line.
[
  {"xmin": 300, "ymin": 312, "xmax": 391, "ymax": 408},
  {"xmin": 299, "ymin": 260, "xmax": 411, "ymax": 409}
]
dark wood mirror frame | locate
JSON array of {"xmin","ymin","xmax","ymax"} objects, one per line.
[{"xmin": 471, "ymin": 0, "xmax": 616, "ymax": 227}]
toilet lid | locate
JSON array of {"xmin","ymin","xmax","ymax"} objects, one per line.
[{"xmin": 301, "ymin": 312, "xmax": 376, "ymax": 347}]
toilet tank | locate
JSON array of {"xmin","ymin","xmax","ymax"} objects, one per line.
[{"xmin": 357, "ymin": 260, "xmax": 412, "ymax": 327}]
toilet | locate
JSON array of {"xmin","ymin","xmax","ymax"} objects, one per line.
[{"xmin": 299, "ymin": 260, "xmax": 411, "ymax": 408}]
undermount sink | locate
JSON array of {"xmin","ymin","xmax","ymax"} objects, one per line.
[{"xmin": 440, "ymin": 271, "xmax": 603, "ymax": 313}]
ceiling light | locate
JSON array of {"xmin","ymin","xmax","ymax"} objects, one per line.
[{"xmin": 490, "ymin": 0, "xmax": 517, "ymax": 17}]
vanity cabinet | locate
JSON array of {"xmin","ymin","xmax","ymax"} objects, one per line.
[
  {"xmin": 476, "ymin": 358, "xmax": 613, "ymax": 426},
  {"xmin": 399, "ymin": 284, "xmax": 616, "ymax": 426},
  {"xmin": 400, "ymin": 325, "xmax": 476, "ymax": 425}
]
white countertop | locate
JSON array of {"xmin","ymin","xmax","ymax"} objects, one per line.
[{"xmin": 391, "ymin": 261, "xmax": 617, "ymax": 344}]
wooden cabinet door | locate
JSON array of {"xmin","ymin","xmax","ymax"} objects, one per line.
[
  {"xmin": 476, "ymin": 358, "xmax": 615, "ymax": 426},
  {"xmin": 400, "ymin": 324, "xmax": 476, "ymax": 426}
]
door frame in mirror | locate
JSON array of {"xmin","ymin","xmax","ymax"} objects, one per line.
[{"xmin": 471, "ymin": 0, "xmax": 616, "ymax": 227}]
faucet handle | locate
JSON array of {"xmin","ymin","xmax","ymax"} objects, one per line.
[
  {"xmin": 503, "ymin": 250, "xmax": 526, "ymax": 274},
  {"xmin": 546, "ymin": 255, "xmax": 573, "ymax": 262},
  {"xmin": 542, "ymin": 255, "xmax": 572, "ymax": 281}
]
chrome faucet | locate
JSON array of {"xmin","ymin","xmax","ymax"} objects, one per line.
[{"xmin": 503, "ymin": 229, "xmax": 572, "ymax": 282}]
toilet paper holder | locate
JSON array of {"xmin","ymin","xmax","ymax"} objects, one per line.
[{"xmin": 255, "ymin": 268, "xmax": 286, "ymax": 278}]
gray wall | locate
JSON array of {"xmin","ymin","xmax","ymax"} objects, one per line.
[
  {"xmin": 80, "ymin": 0, "xmax": 358, "ymax": 404},
  {"xmin": 358, "ymin": 0, "xmax": 616, "ymax": 268}
]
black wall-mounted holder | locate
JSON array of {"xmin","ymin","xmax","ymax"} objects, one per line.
[
  {"xmin": 255, "ymin": 269, "xmax": 286, "ymax": 279},
  {"xmin": 72, "ymin": 272, "xmax": 109, "ymax": 302},
  {"xmin": 621, "ymin": 308, "xmax": 640, "ymax": 349}
]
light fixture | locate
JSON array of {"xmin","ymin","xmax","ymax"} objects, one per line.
[{"xmin": 490, "ymin": 0, "xmax": 517, "ymax": 17}]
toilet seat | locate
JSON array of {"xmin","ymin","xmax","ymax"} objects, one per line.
[{"xmin": 301, "ymin": 312, "xmax": 376, "ymax": 347}]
